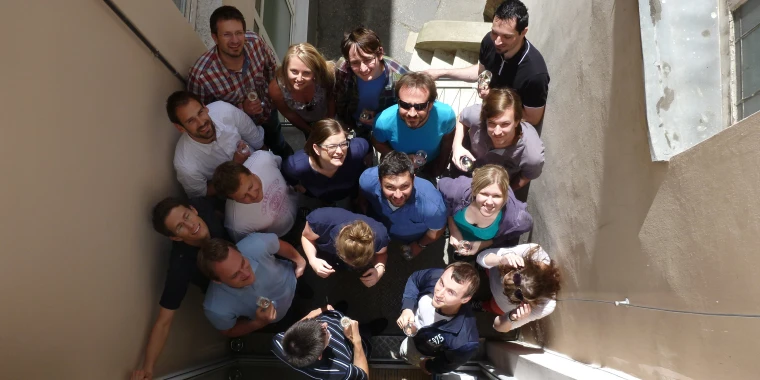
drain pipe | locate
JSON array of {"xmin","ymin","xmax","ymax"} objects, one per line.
[{"xmin": 102, "ymin": 0, "xmax": 187, "ymax": 85}]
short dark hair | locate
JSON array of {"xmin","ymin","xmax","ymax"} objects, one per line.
[
  {"xmin": 166, "ymin": 91, "xmax": 203, "ymax": 125},
  {"xmin": 212, "ymin": 161, "xmax": 252, "ymax": 197},
  {"xmin": 197, "ymin": 238, "xmax": 237, "ymax": 281},
  {"xmin": 341, "ymin": 27, "xmax": 383, "ymax": 61},
  {"xmin": 152, "ymin": 197, "xmax": 192, "ymax": 237},
  {"xmin": 446, "ymin": 262, "xmax": 481, "ymax": 299},
  {"xmin": 395, "ymin": 72, "xmax": 437, "ymax": 103},
  {"xmin": 494, "ymin": 0, "xmax": 529, "ymax": 33},
  {"xmin": 378, "ymin": 151, "xmax": 414, "ymax": 180},
  {"xmin": 281, "ymin": 319, "xmax": 326, "ymax": 367},
  {"xmin": 210, "ymin": 5, "xmax": 246, "ymax": 35}
]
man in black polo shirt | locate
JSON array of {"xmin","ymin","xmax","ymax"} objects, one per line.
[
  {"xmin": 132, "ymin": 197, "xmax": 229, "ymax": 380},
  {"xmin": 426, "ymin": 0, "xmax": 550, "ymax": 130}
]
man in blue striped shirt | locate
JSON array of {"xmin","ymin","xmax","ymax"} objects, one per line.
[{"xmin": 272, "ymin": 305, "xmax": 370, "ymax": 379}]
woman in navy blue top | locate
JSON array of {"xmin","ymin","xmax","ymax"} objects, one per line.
[
  {"xmin": 282, "ymin": 118, "xmax": 369, "ymax": 204},
  {"xmin": 302, "ymin": 207, "xmax": 389, "ymax": 287}
]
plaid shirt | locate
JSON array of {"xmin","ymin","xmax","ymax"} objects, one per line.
[
  {"xmin": 334, "ymin": 56, "xmax": 409, "ymax": 127},
  {"xmin": 187, "ymin": 32, "xmax": 277, "ymax": 123}
]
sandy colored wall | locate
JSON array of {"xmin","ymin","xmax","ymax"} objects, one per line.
[
  {"xmin": 0, "ymin": 0, "xmax": 227, "ymax": 378},
  {"xmin": 520, "ymin": 0, "xmax": 760, "ymax": 379}
]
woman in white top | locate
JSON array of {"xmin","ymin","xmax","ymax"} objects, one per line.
[{"xmin": 476, "ymin": 243, "xmax": 561, "ymax": 332}]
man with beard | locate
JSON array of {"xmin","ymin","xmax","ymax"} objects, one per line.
[
  {"xmin": 394, "ymin": 262, "xmax": 480, "ymax": 375},
  {"xmin": 359, "ymin": 151, "xmax": 446, "ymax": 260},
  {"xmin": 371, "ymin": 73, "xmax": 455, "ymax": 179},
  {"xmin": 187, "ymin": 5, "xmax": 293, "ymax": 159},
  {"xmin": 167, "ymin": 91, "xmax": 264, "ymax": 198},
  {"xmin": 424, "ymin": 0, "xmax": 549, "ymax": 130}
]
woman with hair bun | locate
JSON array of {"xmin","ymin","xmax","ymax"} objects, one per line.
[
  {"xmin": 475, "ymin": 243, "xmax": 561, "ymax": 332},
  {"xmin": 301, "ymin": 207, "xmax": 389, "ymax": 287}
]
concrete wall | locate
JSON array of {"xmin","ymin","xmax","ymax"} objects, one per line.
[
  {"xmin": 521, "ymin": 0, "xmax": 760, "ymax": 378},
  {"xmin": 0, "ymin": 0, "xmax": 227, "ymax": 378}
]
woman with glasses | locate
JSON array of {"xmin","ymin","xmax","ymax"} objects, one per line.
[
  {"xmin": 301, "ymin": 207, "xmax": 389, "ymax": 287},
  {"xmin": 475, "ymin": 244, "xmax": 561, "ymax": 332},
  {"xmin": 269, "ymin": 43, "xmax": 335, "ymax": 137},
  {"xmin": 438, "ymin": 165, "xmax": 533, "ymax": 258},
  {"xmin": 451, "ymin": 88, "xmax": 544, "ymax": 191},
  {"xmin": 282, "ymin": 119, "xmax": 369, "ymax": 205}
]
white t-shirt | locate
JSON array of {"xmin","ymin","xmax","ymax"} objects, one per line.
[
  {"xmin": 225, "ymin": 151, "xmax": 297, "ymax": 241},
  {"xmin": 174, "ymin": 101, "xmax": 265, "ymax": 197},
  {"xmin": 414, "ymin": 294, "xmax": 453, "ymax": 330},
  {"xmin": 476, "ymin": 243, "xmax": 556, "ymax": 329}
]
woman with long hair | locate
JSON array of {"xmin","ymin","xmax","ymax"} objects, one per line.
[
  {"xmin": 301, "ymin": 207, "xmax": 389, "ymax": 287},
  {"xmin": 269, "ymin": 43, "xmax": 336, "ymax": 136},
  {"xmin": 281, "ymin": 119, "xmax": 369, "ymax": 205},
  {"xmin": 451, "ymin": 88, "xmax": 544, "ymax": 190},
  {"xmin": 438, "ymin": 165, "xmax": 533, "ymax": 257},
  {"xmin": 475, "ymin": 244, "xmax": 561, "ymax": 332}
]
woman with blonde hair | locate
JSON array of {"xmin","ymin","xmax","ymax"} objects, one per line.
[
  {"xmin": 301, "ymin": 207, "xmax": 389, "ymax": 287},
  {"xmin": 282, "ymin": 118, "xmax": 369, "ymax": 205},
  {"xmin": 269, "ymin": 43, "xmax": 336, "ymax": 136},
  {"xmin": 475, "ymin": 244, "xmax": 561, "ymax": 332},
  {"xmin": 438, "ymin": 165, "xmax": 533, "ymax": 258}
]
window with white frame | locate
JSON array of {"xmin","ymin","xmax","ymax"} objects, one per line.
[{"xmin": 734, "ymin": 0, "xmax": 760, "ymax": 120}]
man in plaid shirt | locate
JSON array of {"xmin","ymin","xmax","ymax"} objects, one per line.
[
  {"xmin": 334, "ymin": 27, "xmax": 409, "ymax": 140},
  {"xmin": 187, "ymin": 6, "xmax": 294, "ymax": 159}
]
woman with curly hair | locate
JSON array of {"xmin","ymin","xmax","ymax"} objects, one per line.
[{"xmin": 475, "ymin": 243, "xmax": 561, "ymax": 332}]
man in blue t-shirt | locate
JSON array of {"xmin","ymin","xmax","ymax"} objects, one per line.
[
  {"xmin": 372, "ymin": 72, "xmax": 456, "ymax": 178},
  {"xmin": 359, "ymin": 151, "xmax": 447, "ymax": 260},
  {"xmin": 197, "ymin": 235, "xmax": 306, "ymax": 337}
]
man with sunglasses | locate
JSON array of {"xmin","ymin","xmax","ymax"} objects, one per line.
[
  {"xmin": 394, "ymin": 262, "xmax": 481, "ymax": 375},
  {"xmin": 335, "ymin": 27, "xmax": 409, "ymax": 140},
  {"xmin": 372, "ymin": 72, "xmax": 456, "ymax": 180}
]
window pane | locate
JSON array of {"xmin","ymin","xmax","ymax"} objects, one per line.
[
  {"xmin": 743, "ymin": 94, "xmax": 760, "ymax": 119},
  {"xmin": 262, "ymin": 0, "xmax": 292, "ymax": 59},
  {"xmin": 738, "ymin": 0, "xmax": 760, "ymax": 34},
  {"xmin": 741, "ymin": 28, "xmax": 760, "ymax": 97}
]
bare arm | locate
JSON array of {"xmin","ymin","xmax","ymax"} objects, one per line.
[
  {"xmin": 522, "ymin": 106, "xmax": 545, "ymax": 127},
  {"xmin": 269, "ymin": 80, "xmax": 313, "ymax": 135},
  {"xmin": 345, "ymin": 320, "xmax": 370, "ymax": 377},
  {"xmin": 425, "ymin": 63, "xmax": 484, "ymax": 81},
  {"xmin": 371, "ymin": 135, "xmax": 393, "ymax": 157},
  {"xmin": 302, "ymin": 222, "xmax": 335, "ymax": 278},
  {"xmin": 136, "ymin": 307, "xmax": 176, "ymax": 377},
  {"xmin": 428, "ymin": 130, "xmax": 455, "ymax": 177}
]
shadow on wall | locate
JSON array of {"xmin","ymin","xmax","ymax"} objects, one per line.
[{"xmin": 521, "ymin": 0, "xmax": 670, "ymax": 348}]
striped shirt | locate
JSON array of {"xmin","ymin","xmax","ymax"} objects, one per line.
[
  {"xmin": 187, "ymin": 31, "xmax": 277, "ymax": 124},
  {"xmin": 272, "ymin": 310, "xmax": 370, "ymax": 380}
]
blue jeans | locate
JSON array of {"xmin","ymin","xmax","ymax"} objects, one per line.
[{"xmin": 261, "ymin": 110, "xmax": 294, "ymax": 160}]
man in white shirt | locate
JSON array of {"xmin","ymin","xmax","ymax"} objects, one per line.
[
  {"xmin": 212, "ymin": 152, "xmax": 298, "ymax": 242},
  {"xmin": 167, "ymin": 90, "xmax": 265, "ymax": 198}
]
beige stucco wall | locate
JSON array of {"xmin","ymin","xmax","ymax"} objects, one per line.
[
  {"xmin": 0, "ymin": 0, "xmax": 226, "ymax": 378},
  {"xmin": 520, "ymin": 0, "xmax": 760, "ymax": 379}
]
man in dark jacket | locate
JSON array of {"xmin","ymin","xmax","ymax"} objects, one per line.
[{"xmin": 395, "ymin": 263, "xmax": 481, "ymax": 374}]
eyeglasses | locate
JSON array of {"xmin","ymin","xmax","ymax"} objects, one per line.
[
  {"xmin": 513, "ymin": 272, "xmax": 524, "ymax": 301},
  {"xmin": 398, "ymin": 100, "xmax": 430, "ymax": 111},
  {"xmin": 319, "ymin": 140, "xmax": 350, "ymax": 153},
  {"xmin": 349, "ymin": 55, "xmax": 378, "ymax": 69}
]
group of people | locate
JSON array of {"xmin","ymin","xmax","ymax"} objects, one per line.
[{"xmin": 132, "ymin": 1, "xmax": 562, "ymax": 379}]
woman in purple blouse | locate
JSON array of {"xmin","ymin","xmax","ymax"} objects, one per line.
[{"xmin": 281, "ymin": 118, "xmax": 369, "ymax": 204}]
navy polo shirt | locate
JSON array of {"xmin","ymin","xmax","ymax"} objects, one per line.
[
  {"xmin": 306, "ymin": 207, "xmax": 389, "ymax": 270},
  {"xmin": 479, "ymin": 34, "xmax": 550, "ymax": 108}
]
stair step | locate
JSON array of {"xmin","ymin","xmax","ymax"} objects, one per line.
[
  {"xmin": 430, "ymin": 48, "xmax": 457, "ymax": 69},
  {"xmin": 409, "ymin": 48, "xmax": 434, "ymax": 71},
  {"xmin": 453, "ymin": 49, "xmax": 479, "ymax": 68}
]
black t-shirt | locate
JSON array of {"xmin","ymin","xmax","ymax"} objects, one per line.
[
  {"xmin": 158, "ymin": 198, "xmax": 229, "ymax": 310},
  {"xmin": 479, "ymin": 34, "xmax": 550, "ymax": 108}
]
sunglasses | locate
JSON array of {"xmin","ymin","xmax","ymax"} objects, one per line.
[
  {"xmin": 398, "ymin": 100, "xmax": 430, "ymax": 111},
  {"xmin": 513, "ymin": 272, "xmax": 524, "ymax": 301}
]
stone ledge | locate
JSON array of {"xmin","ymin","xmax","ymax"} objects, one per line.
[{"xmin": 415, "ymin": 20, "xmax": 492, "ymax": 52}]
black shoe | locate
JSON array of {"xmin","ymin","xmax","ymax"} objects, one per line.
[
  {"xmin": 333, "ymin": 300, "xmax": 349, "ymax": 315},
  {"xmin": 362, "ymin": 318, "xmax": 389, "ymax": 336},
  {"xmin": 295, "ymin": 282, "xmax": 314, "ymax": 299}
]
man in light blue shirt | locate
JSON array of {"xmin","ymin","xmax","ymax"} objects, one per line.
[
  {"xmin": 372, "ymin": 72, "xmax": 456, "ymax": 178},
  {"xmin": 360, "ymin": 151, "xmax": 447, "ymax": 260},
  {"xmin": 198, "ymin": 234, "xmax": 306, "ymax": 337}
]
